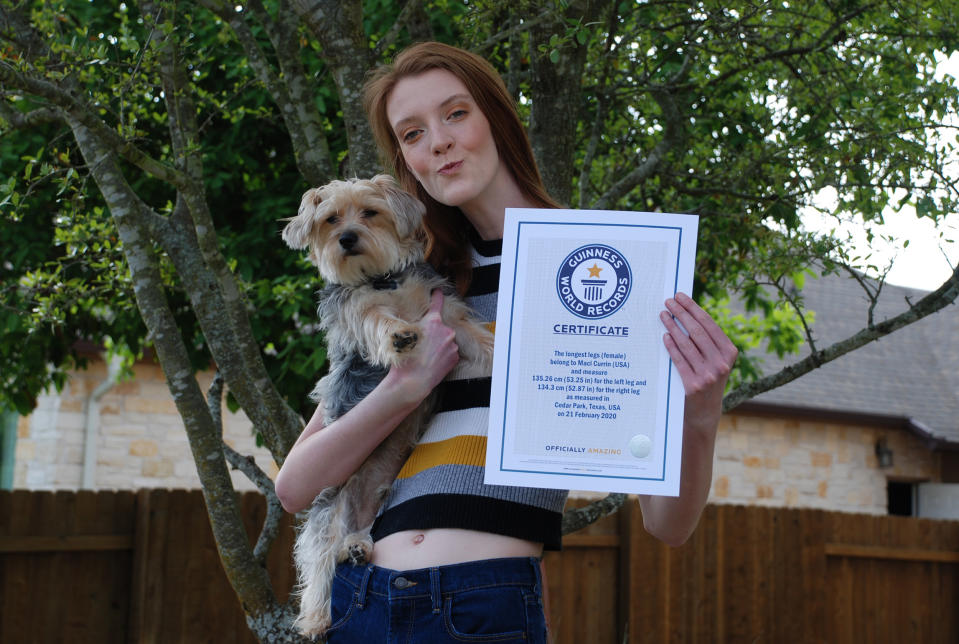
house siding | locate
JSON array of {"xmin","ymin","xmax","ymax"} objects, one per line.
[
  {"xmin": 711, "ymin": 412, "xmax": 937, "ymax": 514},
  {"xmin": 13, "ymin": 360, "xmax": 277, "ymax": 491},
  {"xmin": 12, "ymin": 362, "xmax": 944, "ymax": 517}
]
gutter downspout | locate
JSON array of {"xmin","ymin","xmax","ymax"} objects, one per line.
[
  {"xmin": 1, "ymin": 408, "xmax": 17, "ymax": 489},
  {"xmin": 82, "ymin": 354, "xmax": 122, "ymax": 489}
]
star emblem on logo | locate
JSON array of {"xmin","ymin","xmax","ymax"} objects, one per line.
[{"xmin": 587, "ymin": 263, "xmax": 603, "ymax": 278}]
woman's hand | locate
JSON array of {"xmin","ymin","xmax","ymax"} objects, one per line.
[
  {"xmin": 660, "ymin": 291, "xmax": 738, "ymax": 436},
  {"xmin": 390, "ymin": 289, "xmax": 460, "ymax": 404},
  {"xmin": 275, "ymin": 289, "xmax": 460, "ymax": 513}
]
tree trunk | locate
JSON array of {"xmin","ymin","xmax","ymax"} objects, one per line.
[
  {"xmin": 527, "ymin": 0, "xmax": 607, "ymax": 205},
  {"xmin": 67, "ymin": 116, "xmax": 284, "ymax": 628},
  {"xmin": 293, "ymin": 0, "xmax": 380, "ymax": 177}
]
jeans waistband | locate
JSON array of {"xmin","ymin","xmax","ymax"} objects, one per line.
[{"xmin": 335, "ymin": 557, "xmax": 542, "ymax": 612}]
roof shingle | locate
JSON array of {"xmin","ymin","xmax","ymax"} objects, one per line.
[{"xmin": 738, "ymin": 271, "xmax": 959, "ymax": 446}]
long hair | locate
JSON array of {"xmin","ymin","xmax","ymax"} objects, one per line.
[{"xmin": 363, "ymin": 42, "xmax": 559, "ymax": 292}]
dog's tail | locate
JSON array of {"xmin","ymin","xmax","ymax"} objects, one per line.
[{"xmin": 292, "ymin": 488, "xmax": 342, "ymax": 637}]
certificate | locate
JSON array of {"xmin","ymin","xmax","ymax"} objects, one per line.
[{"xmin": 484, "ymin": 208, "xmax": 698, "ymax": 495}]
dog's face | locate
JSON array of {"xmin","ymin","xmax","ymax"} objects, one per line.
[{"xmin": 282, "ymin": 175, "xmax": 427, "ymax": 286}]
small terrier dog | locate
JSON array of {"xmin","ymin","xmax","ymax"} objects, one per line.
[{"xmin": 281, "ymin": 174, "xmax": 494, "ymax": 637}]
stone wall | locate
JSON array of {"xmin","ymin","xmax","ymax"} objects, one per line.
[
  {"xmin": 13, "ymin": 359, "xmax": 277, "ymax": 491},
  {"xmin": 711, "ymin": 412, "xmax": 937, "ymax": 514},
  {"xmin": 13, "ymin": 361, "xmax": 942, "ymax": 517}
]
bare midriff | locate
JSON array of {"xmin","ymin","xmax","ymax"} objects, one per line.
[{"xmin": 370, "ymin": 528, "xmax": 543, "ymax": 570}]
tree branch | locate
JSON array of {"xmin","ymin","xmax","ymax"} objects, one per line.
[
  {"xmin": 0, "ymin": 5, "xmax": 53, "ymax": 64},
  {"xmin": 140, "ymin": 4, "xmax": 302, "ymax": 458},
  {"xmin": 723, "ymin": 262, "xmax": 959, "ymax": 412},
  {"xmin": 208, "ymin": 372, "xmax": 284, "ymax": 565},
  {"xmin": 470, "ymin": 8, "xmax": 555, "ymax": 53},
  {"xmin": 141, "ymin": 1, "xmax": 203, "ymax": 181},
  {"xmin": 154, "ymin": 195, "xmax": 303, "ymax": 461},
  {"xmin": 839, "ymin": 262, "xmax": 888, "ymax": 328},
  {"xmin": 0, "ymin": 101, "xmax": 62, "ymax": 129},
  {"xmin": 592, "ymin": 88, "xmax": 687, "ymax": 210},
  {"xmin": 577, "ymin": 4, "xmax": 619, "ymax": 209},
  {"xmin": 562, "ymin": 493, "xmax": 626, "ymax": 535},
  {"xmin": 762, "ymin": 276, "xmax": 821, "ymax": 356},
  {"xmin": 0, "ymin": 61, "xmax": 188, "ymax": 188},
  {"xmin": 373, "ymin": 0, "xmax": 423, "ymax": 59},
  {"xmin": 199, "ymin": 0, "xmax": 334, "ymax": 184},
  {"xmin": 292, "ymin": 0, "xmax": 379, "ymax": 177},
  {"xmin": 244, "ymin": 0, "xmax": 289, "ymax": 52},
  {"xmin": 698, "ymin": 3, "xmax": 875, "ymax": 91}
]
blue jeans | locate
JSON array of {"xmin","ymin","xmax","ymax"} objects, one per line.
[{"xmin": 324, "ymin": 556, "xmax": 549, "ymax": 643}]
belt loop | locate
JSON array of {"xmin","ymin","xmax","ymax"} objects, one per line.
[
  {"xmin": 429, "ymin": 567, "xmax": 442, "ymax": 614},
  {"xmin": 356, "ymin": 564, "xmax": 374, "ymax": 609},
  {"xmin": 531, "ymin": 557, "xmax": 543, "ymax": 594}
]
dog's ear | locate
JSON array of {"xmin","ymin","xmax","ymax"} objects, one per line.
[
  {"xmin": 281, "ymin": 188, "xmax": 323, "ymax": 250},
  {"xmin": 371, "ymin": 174, "xmax": 425, "ymax": 239}
]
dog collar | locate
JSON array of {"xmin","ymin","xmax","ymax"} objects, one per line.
[{"xmin": 371, "ymin": 273, "xmax": 399, "ymax": 290}]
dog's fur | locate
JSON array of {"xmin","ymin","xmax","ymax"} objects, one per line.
[{"xmin": 282, "ymin": 174, "xmax": 494, "ymax": 637}]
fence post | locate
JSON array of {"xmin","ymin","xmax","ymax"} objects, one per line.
[
  {"xmin": 714, "ymin": 505, "xmax": 725, "ymax": 642},
  {"xmin": 128, "ymin": 488, "xmax": 157, "ymax": 644},
  {"xmin": 801, "ymin": 508, "xmax": 827, "ymax": 642}
]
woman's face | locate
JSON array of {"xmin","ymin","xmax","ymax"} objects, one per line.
[{"xmin": 386, "ymin": 68, "xmax": 507, "ymax": 215}]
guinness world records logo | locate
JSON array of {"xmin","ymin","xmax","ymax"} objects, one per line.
[{"xmin": 556, "ymin": 244, "xmax": 632, "ymax": 319}]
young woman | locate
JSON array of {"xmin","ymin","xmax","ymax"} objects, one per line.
[{"xmin": 275, "ymin": 42, "xmax": 737, "ymax": 642}]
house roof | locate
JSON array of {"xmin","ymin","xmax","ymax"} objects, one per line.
[{"xmin": 735, "ymin": 270, "xmax": 959, "ymax": 448}]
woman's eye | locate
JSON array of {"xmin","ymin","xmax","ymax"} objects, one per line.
[
  {"xmin": 362, "ymin": 209, "xmax": 377, "ymax": 218},
  {"xmin": 402, "ymin": 129, "xmax": 422, "ymax": 143},
  {"xmin": 449, "ymin": 109, "xmax": 467, "ymax": 120}
]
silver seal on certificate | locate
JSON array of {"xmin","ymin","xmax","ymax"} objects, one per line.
[
  {"xmin": 628, "ymin": 434, "xmax": 652, "ymax": 458},
  {"xmin": 556, "ymin": 244, "xmax": 632, "ymax": 319}
]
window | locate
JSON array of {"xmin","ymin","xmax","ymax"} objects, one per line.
[{"xmin": 887, "ymin": 480, "xmax": 916, "ymax": 516}]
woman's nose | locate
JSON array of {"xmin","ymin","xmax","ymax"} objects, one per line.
[{"xmin": 431, "ymin": 128, "xmax": 454, "ymax": 154}]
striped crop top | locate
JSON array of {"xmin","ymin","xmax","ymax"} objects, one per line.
[{"xmin": 370, "ymin": 232, "xmax": 569, "ymax": 550}]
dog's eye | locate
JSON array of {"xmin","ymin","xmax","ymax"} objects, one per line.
[
  {"xmin": 362, "ymin": 209, "xmax": 377, "ymax": 218},
  {"xmin": 326, "ymin": 214, "xmax": 339, "ymax": 225}
]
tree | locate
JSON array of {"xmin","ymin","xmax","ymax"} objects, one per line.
[{"xmin": 2, "ymin": 1, "xmax": 957, "ymax": 640}]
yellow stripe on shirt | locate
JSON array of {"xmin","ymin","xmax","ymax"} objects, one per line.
[{"xmin": 396, "ymin": 435, "xmax": 487, "ymax": 479}]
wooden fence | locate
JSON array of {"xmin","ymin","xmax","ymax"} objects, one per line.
[{"xmin": 1, "ymin": 490, "xmax": 957, "ymax": 643}]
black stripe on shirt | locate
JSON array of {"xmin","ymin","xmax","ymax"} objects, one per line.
[
  {"xmin": 466, "ymin": 263, "xmax": 499, "ymax": 297},
  {"xmin": 468, "ymin": 228, "xmax": 503, "ymax": 257},
  {"xmin": 371, "ymin": 494, "xmax": 563, "ymax": 550},
  {"xmin": 436, "ymin": 377, "xmax": 492, "ymax": 412}
]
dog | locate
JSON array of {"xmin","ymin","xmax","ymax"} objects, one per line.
[{"xmin": 281, "ymin": 174, "xmax": 494, "ymax": 637}]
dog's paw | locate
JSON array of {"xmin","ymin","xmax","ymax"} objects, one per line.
[
  {"xmin": 340, "ymin": 532, "xmax": 373, "ymax": 565},
  {"xmin": 296, "ymin": 613, "xmax": 332, "ymax": 639},
  {"xmin": 392, "ymin": 328, "xmax": 418, "ymax": 353},
  {"xmin": 348, "ymin": 542, "xmax": 371, "ymax": 565}
]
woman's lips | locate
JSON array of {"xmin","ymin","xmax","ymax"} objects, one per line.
[{"xmin": 438, "ymin": 160, "xmax": 462, "ymax": 175}]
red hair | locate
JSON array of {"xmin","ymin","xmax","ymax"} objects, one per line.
[{"xmin": 363, "ymin": 42, "xmax": 559, "ymax": 292}]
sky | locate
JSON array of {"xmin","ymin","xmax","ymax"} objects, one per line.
[{"xmin": 800, "ymin": 52, "xmax": 959, "ymax": 292}]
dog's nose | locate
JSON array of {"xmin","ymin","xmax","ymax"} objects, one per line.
[{"xmin": 339, "ymin": 231, "xmax": 358, "ymax": 251}]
